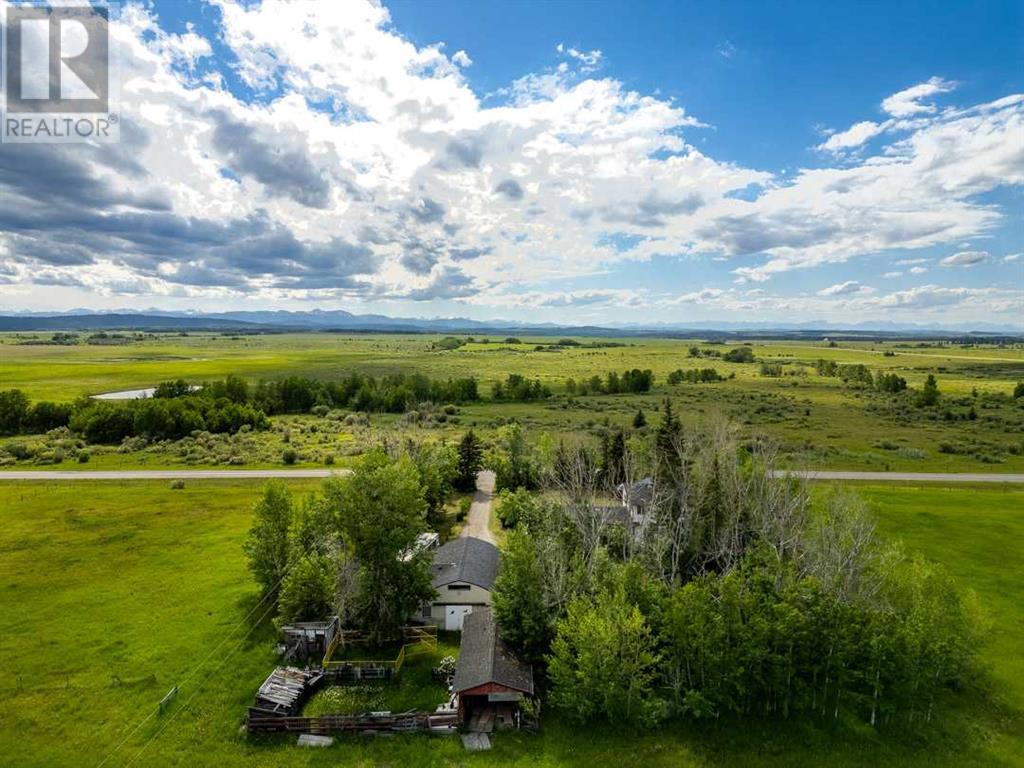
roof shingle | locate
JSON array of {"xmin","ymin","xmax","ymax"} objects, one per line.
[
  {"xmin": 452, "ymin": 607, "xmax": 534, "ymax": 695},
  {"xmin": 432, "ymin": 536, "xmax": 499, "ymax": 591}
]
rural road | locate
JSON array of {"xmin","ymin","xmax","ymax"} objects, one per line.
[
  {"xmin": 460, "ymin": 470, "xmax": 497, "ymax": 544},
  {"xmin": 768, "ymin": 470, "xmax": 1024, "ymax": 483},
  {"xmin": 0, "ymin": 469, "xmax": 1021, "ymax": 484}
]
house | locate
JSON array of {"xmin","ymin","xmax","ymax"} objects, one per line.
[
  {"xmin": 596, "ymin": 477, "xmax": 655, "ymax": 540},
  {"xmin": 452, "ymin": 607, "xmax": 534, "ymax": 731},
  {"xmin": 617, "ymin": 477, "xmax": 653, "ymax": 519},
  {"xmin": 422, "ymin": 536, "xmax": 499, "ymax": 630}
]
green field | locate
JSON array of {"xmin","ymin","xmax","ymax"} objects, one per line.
[
  {"xmin": 0, "ymin": 479, "xmax": 1020, "ymax": 767},
  {"xmin": 2, "ymin": 332, "xmax": 1023, "ymax": 473}
]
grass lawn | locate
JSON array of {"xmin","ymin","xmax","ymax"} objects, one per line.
[
  {"xmin": 0, "ymin": 479, "xmax": 1021, "ymax": 766},
  {"xmin": 303, "ymin": 635, "xmax": 459, "ymax": 717}
]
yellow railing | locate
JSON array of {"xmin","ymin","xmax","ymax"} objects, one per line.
[{"xmin": 322, "ymin": 625, "xmax": 438, "ymax": 672}]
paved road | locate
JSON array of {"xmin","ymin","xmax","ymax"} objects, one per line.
[
  {"xmin": 0, "ymin": 468, "xmax": 1021, "ymax": 484},
  {"xmin": 769, "ymin": 470, "xmax": 1024, "ymax": 483},
  {"xmin": 0, "ymin": 469, "xmax": 348, "ymax": 480},
  {"xmin": 460, "ymin": 470, "xmax": 497, "ymax": 544}
]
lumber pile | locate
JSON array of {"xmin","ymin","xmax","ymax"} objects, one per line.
[{"xmin": 252, "ymin": 667, "xmax": 323, "ymax": 716}]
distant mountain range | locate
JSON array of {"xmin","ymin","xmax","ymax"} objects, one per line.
[{"xmin": 0, "ymin": 309, "xmax": 1021, "ymax": 338}]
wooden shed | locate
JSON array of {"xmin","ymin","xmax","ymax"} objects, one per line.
[
  {"xmin": 452, "ymin": 608, "xmax": 534, "ymax": 732},
  {"xmin": 280, "ymin": 616, "xmax": 339, "ymax": 663}
]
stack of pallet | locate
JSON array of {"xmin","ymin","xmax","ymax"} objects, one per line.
[{"xmin": 252, "ymin": 667, "xmax": 323, "ymax": 716}]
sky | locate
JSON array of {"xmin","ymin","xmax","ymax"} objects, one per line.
[{"xmin": 0, "ymin": 0, "xmax": 1021, "ymax": 328}]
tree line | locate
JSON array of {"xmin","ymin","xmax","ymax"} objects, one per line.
[{"xmin": 565, "ymin": 368, "xmax": 655, "ymax": 395}]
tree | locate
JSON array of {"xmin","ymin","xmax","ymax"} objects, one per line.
[
  {"xmin": 599, "ymin": 429, "xmax": 626, "ymax": 488},
  {"xmin": 326, "ymin": 451, "xmax": 434, "ymax": 643},
  {"xmin": 455, "ymin": 430, "xmax": 483, "ymax": 492},
  {"xmin": 655, "ymin": 399, "xmax": 682, "ymax": 465},
  {"xmin": 547, "ymin": 571, "xmax": 664, "ymax": 725},
  {"xmin": 633, "ymin": 409, "xmax": 647, "ymax": 429},
  {"xmin": 492, "ymin": 530, "xmax": 553, "ymax": 661},
  {"xmin": 409, "ymin": 441, "xmax": 458, "ymax": 529},
  {"xmin": 277, "ymin": 554, "xmax": 336, "ymax": 623},
  {"xmin": 243, "ymin": 482, "xmax": 294, "ymax": 598},
  {"xmin": 1014, "ymin": 381, "xmax": 1024, "ymax": 399},
  {"xmin": 0, "ymin": 389, "xmax": 29, "ymax": 435},
  {"xmin": 491, "ymin": 422, "xmax": 539, "ymax": 491},
  {"xmin": 916, "ymin": 374, "xmax": 940, "ymax": 407},
  {"xmin": 495, "ymin": 487, "xmax": 544, "ymax": 530}
]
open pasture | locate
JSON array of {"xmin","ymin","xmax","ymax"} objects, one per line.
[{"xmin": 2, "ymin": 332, "xmax": 1023, "ymax": 472}]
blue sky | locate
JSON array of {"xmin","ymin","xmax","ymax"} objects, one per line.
[{"xmin": 0, "ymin": 0, "xmax": 1021, "ymax": 327}]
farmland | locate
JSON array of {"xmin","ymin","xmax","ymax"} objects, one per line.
[
  {"xmin": 0, "ymin": 478, "xmax": 1020, "ymax": 767},
  {"xmin": 2, "ymin": 331, "xmax": 1023, "ymax": 473}
]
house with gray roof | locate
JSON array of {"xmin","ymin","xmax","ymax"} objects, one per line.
[{"xmin": 417, "ymin": 536, "xmax": 499, "ymax": 630}]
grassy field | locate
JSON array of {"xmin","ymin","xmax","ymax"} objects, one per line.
[
  {"xmin": 0, "ymin": 478, "xmax": 1020, "ymax": 767},
  {"xmin": 2, "ymin": 332, "xmax": 1023, "ymax": 473}
]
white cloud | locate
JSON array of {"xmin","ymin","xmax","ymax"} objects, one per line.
[
  {"xmin": 883, "ymin": 271, "xmax": 903, "ymax": 278},
  {"xmin": 818, "ymin": 280, "xmax": 871, "ymax": 296},
  {"xmin": 910, "ymin": 266, "xmax": 929, "ymax": 275},
  {"xmin": 1004, "ymin": 252, "xmax": 1022, "ymax": 262},
  {"xmin": 556, "ymin": 43, "xmax": 603, "ymax": 72},
  {"xmin": 817, "ymin": 120, "xmax": 887, "ymax": 152},
  {"xmin": 881, "ymin": 77, "xmax": 956, "ymax": 117},
  {"xmin": 940, "ymin": 250, "xmax": 988, "ymax": 267},
  {"xmin": 0, "ymin": 1, "xmax": 1019, "ymax": 326},
  {"xmin": 717, "ymin": 41, "xmax": 737, "ymax": 59}
]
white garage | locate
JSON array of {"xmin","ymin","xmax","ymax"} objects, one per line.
[{"xmin": 420, "ymin": 536, "xmax": 499, "ymax": 631}]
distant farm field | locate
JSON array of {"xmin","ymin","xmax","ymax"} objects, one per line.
[
  {"xmin": 0, "ymin": 479, "xmax": 1020, "ymax": 767},
  {"xmin": 2, "ymin": 332, "xmax": 1023, "ymax": 473}
]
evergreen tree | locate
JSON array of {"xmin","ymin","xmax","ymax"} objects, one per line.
[
  {"xmin": 633, "ymin": 408, "xmax": 647, "ymax": 429},
  {"xmin": 600, "ymin": 429, "xmax": 626, "ymax": 488},
  {"xmin": 455, "ymin": 430, "xmax": 483, "ymax": 491},
  {"xmin": 655, "ymin": 399, "xmax": 683, "ymax": 464},
  {"xmin": 916, "ymin": 374, "xmax": 940, "ymax": 407}
]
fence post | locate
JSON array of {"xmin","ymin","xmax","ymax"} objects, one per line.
[{"xmin": 159, "ymin": 685, "xmax": 178, "ymax": 714}]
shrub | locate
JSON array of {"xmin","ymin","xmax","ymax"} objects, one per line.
[
  {"xmin": 723, "ymin": 346, "xmax": 755, "ymax": 363},
  {"xmin": 170, "ymin": 479, "xmax": 185, "ymax": 489},
  {"xmin": 456, "ymin": 496, "xmax": 472, "ymax": 522},
  {"xmin": 4, "ymin": 441, "xmax": 30, "ymax": 460},
  {"xmin": 77, "ymin": 450, "xmax": 91, "ymax": 463},
  {"xmin": 282, "ymin": 448, "xmax": 298, "ymax": 465}
]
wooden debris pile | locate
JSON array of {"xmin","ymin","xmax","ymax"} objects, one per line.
[{"xmin": 252, "ymin": 667, "xmax": 324, "ymax": 716}]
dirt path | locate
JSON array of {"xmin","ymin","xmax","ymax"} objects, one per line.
[{"xmin": 460, "ymin": 470, "xmax": 497, "ymax": 544}]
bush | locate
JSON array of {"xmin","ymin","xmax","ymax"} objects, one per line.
[
  {"xmin": 282, "ymin": 448, "xmax": 298, "ymax": 465},
  {"xmin": 4, "ymin": 441, "xmax": 30, "ymax": 460},
  {"xmin": 456, "ymin": 496, "xmax": 472, "ymax": 522},
  {"xmin": 77, "ymin": 450, "xmax": 91, "ymax": 463},
  {"xmin": 723, "ymin": 346, "xmax": 755, "ymax": 363},
  {"xmin": 170, "ymin": 479, "xmax": 185, "ymax": 489}
]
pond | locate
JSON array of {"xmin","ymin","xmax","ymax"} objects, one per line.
[{"xmin": 91, "ymin": 388, "xmax": 157, "ymax": 400}]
